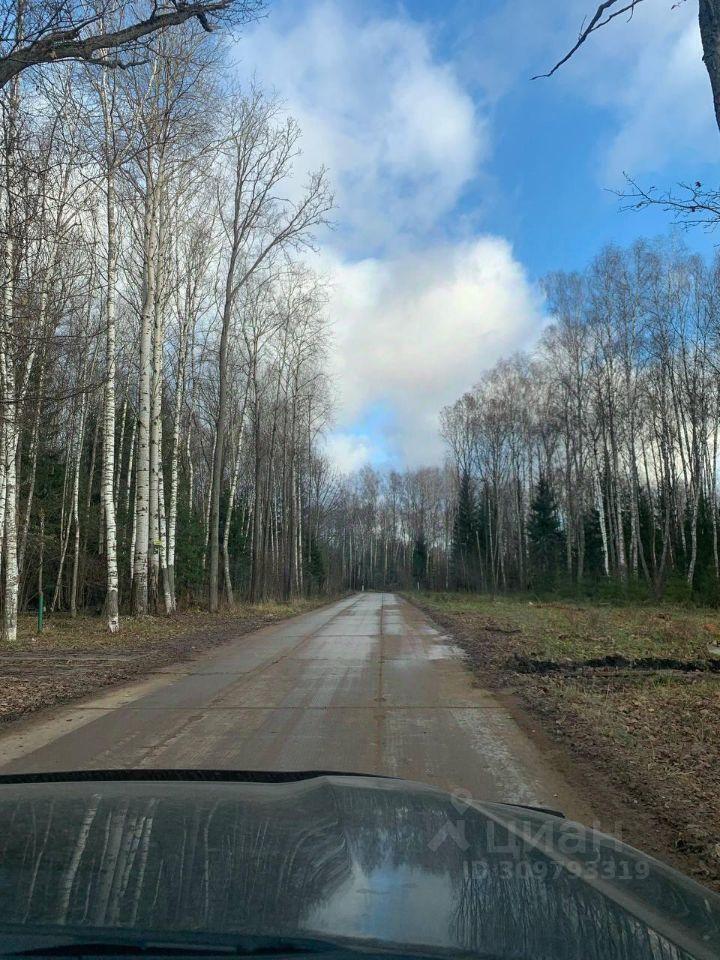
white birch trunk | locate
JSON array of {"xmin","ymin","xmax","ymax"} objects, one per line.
[
  {"xmin": 69, "ymin": 390, "xmax": 90, "ymax": 619},
  {"xmin": 595, "ymin": 470, "xmax": 610, "ymax": 577},
  {"xmin": 123, "ymin": 415, "xmax": 136, "ymax": 520},
  {"xmin": 222, "ymin": 428, "xmax": 243, "ymax": 605},
  {"xmin": 114, "ymin": 390, "xmax": 128, "ymax": 512},
  {"xmin": 132, "ymin": 185, "xmax": 158, "ymax": 615},
  {"xmin": 222, "ymin": 385, "xmax": 250, "ymax": 603},
  {"xmin": 1, "ymin": 320, "xmax": 17, "ymax": 642},
  {"xmin": 1, "ymin": 78, "xmax": 17, "ymax": 642},
  {"xmin": 148, "ymin": 200, "xmax": 165, "ymax": 608},
  {"xmin": 103, "ymin": 173, "xmax": 120, "ymax": 632},
  {"xmin": 166, "ymin": 303, "xmax": 191, "ymax": 612},
  {"xmin": 18, "ymin": 359, "xmax": 44, "ymax": 577},
  {"xmin": 157, "ymin": 452, "xmax": 172, "ymax": 613}
]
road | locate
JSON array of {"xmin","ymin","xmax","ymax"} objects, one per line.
[{"xmin": 0, "ymin": 593, "xmax": 589, "ymax": 816}]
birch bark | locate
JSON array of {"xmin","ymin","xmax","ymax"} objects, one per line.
[
  {"xmin": 132, "ymin": 181, "xmax": 158, "ymax": 614},
  {"xmin": 103, "ymin": 170, "xmax": 120, "ymax": 632}
]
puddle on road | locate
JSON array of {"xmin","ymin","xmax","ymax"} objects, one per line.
[{"xmin": 426, "ymin": 642, "xmax": 464, "ymax": 660}]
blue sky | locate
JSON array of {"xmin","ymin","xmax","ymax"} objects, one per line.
[{"xmin": 238, "ymin": 0, "xmax": 719, "ymax": 468}]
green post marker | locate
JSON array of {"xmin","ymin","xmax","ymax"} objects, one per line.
[{"xmin": 37, "ymin": 593, "xmax": 44, "ymax": 634}]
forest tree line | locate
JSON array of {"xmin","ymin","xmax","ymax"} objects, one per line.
[
  {"xmin": 0, "ymin": 2, "xmax": 337, "ymax": 638},
  {"xmin": 331, "ymin": 241, "xmax": 720, "ymax": 604},
  {"xmin": 5, "ymin": 0, "xmax": 719, "ymax": 641}
]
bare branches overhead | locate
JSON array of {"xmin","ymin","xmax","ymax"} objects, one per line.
[
  {"xmin": 533, "ymin": 2, "xmax": 720, "ymax": 231},
  {"xmin": 532, "ymin": 1, "xmax": 647, "ymax": 80},
  {"xmin": 0, "ymin": 0, "xmax": 264, "ymax": 88},
  {"xmin": 619, "ymin": 175, "xmax": 720, "ymax": 228},
  {"xmin": 534, "ymin": 2, "xmax": 720, "ymax": 140}
]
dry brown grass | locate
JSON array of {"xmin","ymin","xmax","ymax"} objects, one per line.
[
  {"xmin": 414, "ymin": 592, "xmax": 719, "ymax": 660},
  {"xmin": 10, "ymin": 597, "xmax": 328, "ymax": 652},
  {"xmin": 0, "ymin": 596, "xmax": 336, "ymax": 726}
]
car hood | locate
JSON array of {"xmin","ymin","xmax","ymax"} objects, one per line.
[{"xmin": 0, "ymin": 772, "xmax": 717, "ymax": 960}]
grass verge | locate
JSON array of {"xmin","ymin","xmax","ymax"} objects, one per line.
[{"xmin": 406, "ymin": 591, "xmax": 720, "ymax": 890}]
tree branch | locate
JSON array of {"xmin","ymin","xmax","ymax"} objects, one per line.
[
  {"xmin": 618, "ymin": 174, "xmax": 720, "ymax": 228},
  {"xmin": 0, "ymin": 0, "xmax": 264, "ymax": 87},
  {"xmin": 532, "ymin": 1, "xmax": 647, "ymax": 79}
]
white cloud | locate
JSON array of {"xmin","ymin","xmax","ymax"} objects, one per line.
[
  {"xmin": 323, "ymin": 432, "xmax": 387, "ymax": 474},
  {"xmin": 242, "ymin": 0, "xmax": 485, "ymax": 253},
  {"xmin": 325, "ymin": 237, "xmax": 544, "ymax": 465},
  {"xmin": 238, "ymin": 0, "xmax": 717, "ymax": 474},
  {"xmin": 600, "ymin": 16, "xmax": 716, "ymax": 179},
  {"xmin": 238, "ymin": 2, "xmax": 544, "ymax": 469},
  {"xmin": 544, "ymin": 1, "xmax": 716, "ymax": 181}
]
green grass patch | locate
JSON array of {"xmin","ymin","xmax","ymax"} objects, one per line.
[{"xmin": 410, "ymin": 591, "xmax": 720, "ymax": 661}]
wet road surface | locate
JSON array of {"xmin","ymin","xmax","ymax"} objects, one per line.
[{"xmin": 0, "ymin": 593, "xmax": 589, "ymax": 815}]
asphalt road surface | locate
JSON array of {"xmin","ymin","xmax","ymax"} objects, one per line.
[{"xmin": 0, "ymin": 593, "xmax": 589, "ymax": 816}]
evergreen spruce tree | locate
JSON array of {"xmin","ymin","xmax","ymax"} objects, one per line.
[
  {"xmin": 306, "ymin": 533, "xmax": 327, "ymax": 594},
  {"xmin": 412, "ymin": 533, "xmax": 428, "ymax": 588},
  {"xmin": 689, "ymin": 492, "xmax": 718, "ymax": 602},
  {"xmin": 582, "ymin": 508, "xmax": 605, "ymax": 579},
  {"xmin": 451, "ymin": 472, "xmax": 477, "ymax": 590},
  {"xmin": 527, "ymin": 473, "xmax": 565, "ymax": 590}
]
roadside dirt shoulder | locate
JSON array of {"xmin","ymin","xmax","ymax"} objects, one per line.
[{"xmin": 0, "ymin": 599, "xmax": 337, "ymax": 727}]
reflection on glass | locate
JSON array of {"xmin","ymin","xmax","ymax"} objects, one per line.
[{"xmin": 0, "ymin": 779, "xmax": 715, "ymax": 960}]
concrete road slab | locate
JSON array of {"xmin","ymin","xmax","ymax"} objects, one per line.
[{"xmin": 0, "ymin": 593, "xmax": 592, "ymax": 821}]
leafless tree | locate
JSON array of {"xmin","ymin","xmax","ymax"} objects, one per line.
[
  {"xmin": 207, "ymin": 90, "xmax": 332, "ymax": 612},
  {"xmin": 537, "ymin": 2, "xmax": 720, "ymax": 228},
  {"xmin": 0, "ymin": 0, "xmax": 263, "ymax": 87},
  {"xmin": 0, "ymin": 0, "xmax": 340, "ymax": 635}
]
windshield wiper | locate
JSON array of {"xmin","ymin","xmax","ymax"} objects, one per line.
[
  {"xmin": 0, "ymin": 934, "xmax": 500, "ymax": 960},
  {"xmin": 2, "ymin": 936, "xmax": 340, "ymax": 958},
  {"xmin": 6, "ymin": 946, "xmax": 230, "ymax": 957}
]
